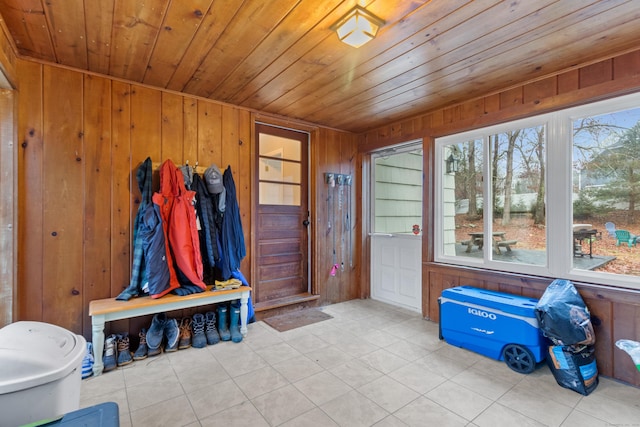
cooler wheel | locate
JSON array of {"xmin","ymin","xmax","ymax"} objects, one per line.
[{"xmin": 502, "ymin": 344, "xmax": 536, "ymax": 374}]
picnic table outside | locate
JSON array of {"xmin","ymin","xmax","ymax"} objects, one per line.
[{"xmin": 465, "ymin": 231, "xmax": 518, "ymax": 254}]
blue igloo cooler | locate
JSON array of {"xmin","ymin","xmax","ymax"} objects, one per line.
[{"xmin": 439, "ymin": 286, "xmax": 545, "ymax": 374}]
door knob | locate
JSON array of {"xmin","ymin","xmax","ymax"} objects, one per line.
[{"xmin": 302, "ymin": 219, "xmax": 310, "ymax": 227}]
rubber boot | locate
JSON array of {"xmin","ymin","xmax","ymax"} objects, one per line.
[
  {"xmin": 217, "ymin": 305, "xmax": 231, "ymax": 341},
  {"xmin": 229, "ymin": 305, "xmax": 243, "ymax": 343}
]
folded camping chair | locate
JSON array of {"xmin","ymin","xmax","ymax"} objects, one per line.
[
  {"xmin": 605, "ymin": 222, "xmax": 616, "ymax": 238},
  {"xmin": 615, "ymin": 229, "xmax": 638, "ymax": 248}
]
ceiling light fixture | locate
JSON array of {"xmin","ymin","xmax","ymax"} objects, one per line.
[{"xmin": 330, "ymin": 5, "xmax": 385, "ymax": 48}]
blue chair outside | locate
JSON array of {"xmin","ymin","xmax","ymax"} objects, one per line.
[
  {"xmin": 605, "ymin": 222, "xmax": 616, "ymax": 237},
  {"xmin": 615, "ymin": 229, "xmax": 638, "ymax": 248}
]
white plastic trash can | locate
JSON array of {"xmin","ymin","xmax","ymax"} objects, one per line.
[{"xmin": 0, "ymin": 321, "xmax": 86, "ymax": 426}]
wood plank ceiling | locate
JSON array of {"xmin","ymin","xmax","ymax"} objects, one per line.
[{"xmin": 1, "ymin": 0, "xmax": 639, "ymax": 133}]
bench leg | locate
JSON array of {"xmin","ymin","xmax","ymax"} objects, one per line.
[
  {"xmin": 240, "ymin": 293, "xmax": 249, "ymax": 336},
  {"xmin": 92, "ymin": 315, "xmax": 106, "ymax": 376}
]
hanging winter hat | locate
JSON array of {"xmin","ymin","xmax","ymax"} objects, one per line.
[{"xmin": 204, "ymin": 164, "xmax": 224, "ymax": 194}]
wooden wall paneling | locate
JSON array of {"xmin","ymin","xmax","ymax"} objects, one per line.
[
  {"xmin": 130, "ymin": 85, "xmax": 161, "ymax": 170},
  {"xmin": 16, "ymin": 60, "xmax": 43, "ymax": 321},
  {"xmin": 499, "ymin": 87, "xmax": 523, "ymax": 109},
  {"xmin": 523, "ymin": 76, "xmax": 557, "ymax": 104},
  {"xmin": 142, "ymin": 0, "xmax": 213, "ymax": 88},
  {"xmin": 0, "ymin": 0, "xmax": 53, "ymax": 64},
  {"xmin": 84, "ymin": 0, "xmax": 114, "ymax": 75},
  {"xmin": 109, "ymin": 1, "xmax": 170, "ymax": 81},
  {"xmin": 41, "ymin": 65, "xmax": 84, "ymax": 332},
  {"xmin": 483, "ymin": 94, "xmax": 500, "ymax": 115},
  {"xmin": 340, "ymin": 131, "xmax": 356, "ymax": 301},
  {"xmin": 166, "ymin": 1, "xmax": 242, "ymax": 92},
  {"xmin": 314, "ymin": 128, "xmax": 328, "ymax": 299},
  {"xmin": 319, "ymin": 127, "xmax": 341, "ymax": 303},
  {"xmin": 110, "ymin": 81, "xmax": 132, "ymax": 299},
  {"xmin": 182, "ymin": 0, "xmax": 301, "ymax": 99},
  {"xmin": 182, "ymin": 98, "xmax": 198, "ymax": 164},
  {"xmin": 459, "ymin": 99, "xmax": 484, "ymax": 123},
  {"xmin": 427, "ymin": 270, "xmax": 449, "ymax": 321},
  {"xmin": 613, "ymin": 51, "xmax": 640, "ymax": 80},
  {"xmin": 557, "ymin": 69, "xmax": 579, "ymax": 95},
  {"xmin": 196, "ymin": 100, "xmax": 222, "ymax": 166},
  {"xmin": 612, "ymin": 302, "xmax": 640, "ymax": 386},
  {"xmin": 221, "ymin": 105, "xmax": 239, "ymax": 173},
  {"xmin": 579, "ymin": 59, "xmax": 613, "ymax": 88},
  {"xmin": 0, "ymin": 12, "xmax": 17, "ymax": 85},
  {"xmin": 237, "ymin": 108, "xmax": 252, "ymax": 275},
  {"xmin": 125, "ymin": 85, "xmax": 161, "ymax": 334},
  {"xmin": 42, "ymin": 0, "xmax": 88, "ymax": 69},
  {"xmin": 0, "ymin": 88, "xmax": 14, "ymax": 327},
  {"xmin": 584, "ymin": 297, "xmax": 613, "ymax": 378},
  {"xmin": 82, "ymin": 74, "xmax": 112, "ymax": 338},
  {"xmin": 160, "ymin": 92, "xmax": 184, "ymax": 164}
]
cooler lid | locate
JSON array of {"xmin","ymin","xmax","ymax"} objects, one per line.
[
  {"xmin": 441, "ymin": 286, "xmax": 539, "ymax": 317},
  {"xmin": 0, "ymin": 321, "xmax": 86, "ymax": 394}
]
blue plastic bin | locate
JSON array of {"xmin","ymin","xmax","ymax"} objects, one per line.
[{"xmin": 439, "ymin": 286, "xmax": 546, "ymax": 373}]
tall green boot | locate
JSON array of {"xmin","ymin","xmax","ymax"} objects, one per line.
[
  {"xmin": 230, "ymin": 303, "xmax": 243, "ymax": 343},
  {"xmin": 217, "ymin": 304, "xmax": 231, "ymax": 341}
]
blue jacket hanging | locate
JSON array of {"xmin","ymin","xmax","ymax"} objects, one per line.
[
  {"xmin": 220, "ymin": 166, "xmax": 246, "ymax": 279},
  {"xmin": 117, "ymin": 158, "xmax": 171, "ymax": 301}
]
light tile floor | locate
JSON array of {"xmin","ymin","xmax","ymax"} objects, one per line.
[{"xmin": 80, "ymin": 299, "xmax": 640, "ymax": 426}]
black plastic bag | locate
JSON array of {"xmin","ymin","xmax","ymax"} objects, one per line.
[
  {"xmin": 546, "ymin": 344, "xmax": 598, "ymax": 395},
  {"xmin": 535, "ymin": 279, "xmax": 595, "ymax": 346}
]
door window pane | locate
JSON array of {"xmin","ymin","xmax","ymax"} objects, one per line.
[
  {"xmin": 259, "ymin": 182, "xmax": 300, "ymax": 205},
  {"xmin": 374, "ymin": 149, "xmax": 423, "ymax": 233},
  {"xmin": 258, "ymin": 131, "xmax": 302, "ymax": 206}
]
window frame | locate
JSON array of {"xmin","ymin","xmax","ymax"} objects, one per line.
[{"xmin": 434, "ymin": 92, "xmax": 640, "ymax": 290}]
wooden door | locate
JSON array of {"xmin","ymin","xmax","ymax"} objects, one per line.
[{"xmin": 255, "ymin": 124, "xmax": 309, "ymax": 305}]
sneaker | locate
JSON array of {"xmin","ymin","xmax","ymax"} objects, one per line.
[
  {"xmin": 133, "ymin": 328, "xmax": 148, "ymax": 360},
  {"xmin": 205, "ymin": 311, "xmax": 220, "ymax": 345},
  {"xmin": 191, "ymin": 313, "xmax": 207, "ymax": 348},
  {"xmin": 178, "ymin": 318, "xmax": 192, "ymax": 349},
  {"xmin": 147, "ymin": 313, "xmax": 167, "ymax": 357},
  {"xmin": 117, "ymin": 333, "xmax": 133, "ymax": 366},
  {"xmin": 82, "ymin": 342, "xmax": 94, "ymax": 379},
  {"xmin": 164, "ymin": 318, "xmax": 179, "ymax": 352},
  {"xmin": 102, "ymin": 334, "xmax": 117, "ymax": 372}
]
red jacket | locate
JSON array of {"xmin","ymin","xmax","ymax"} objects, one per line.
[{"xmin": 153, "ymin": 160, "xmax": 206, "ymax": 293}]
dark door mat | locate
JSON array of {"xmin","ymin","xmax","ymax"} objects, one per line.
[{"xmin": 262, "ymin": 308, "xmax": 333, "ymax": 332}]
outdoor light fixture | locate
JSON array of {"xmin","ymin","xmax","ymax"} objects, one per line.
[
  {"xmin": 446, "ymin": 154, "xmax": 459, "ymax": 174},
  {"xmin": 331, "ymin": 5, "xmax": 385, "ymax": 48}
]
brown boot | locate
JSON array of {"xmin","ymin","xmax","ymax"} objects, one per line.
[
  {"xmin": 179, "ymin": 317, "xmax": 192, "ymax": 349},
  {"xmin": 117, "ymin": 333, "xmax": 133, "ymax": 366},
  {"xmin": 133, "ymin": 328, "xmax": 148, "ymax": 360}
]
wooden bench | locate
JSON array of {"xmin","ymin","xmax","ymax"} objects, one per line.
[
  {"xmin": 89, "ymin": 286, "xmax": 251, "ymax": 376},
  {"xmin": 496, "ymin": 239, "xmax": 517, "ymax": 253}
]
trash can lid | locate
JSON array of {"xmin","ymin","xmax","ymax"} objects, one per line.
[{"xmin": 0, "ymin": 321, "xmax": 86, "ymax": 394}]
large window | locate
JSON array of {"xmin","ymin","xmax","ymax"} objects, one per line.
[{"xmin": 436, "ymin": 93, "xmax": 640, "ymax": 289}]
